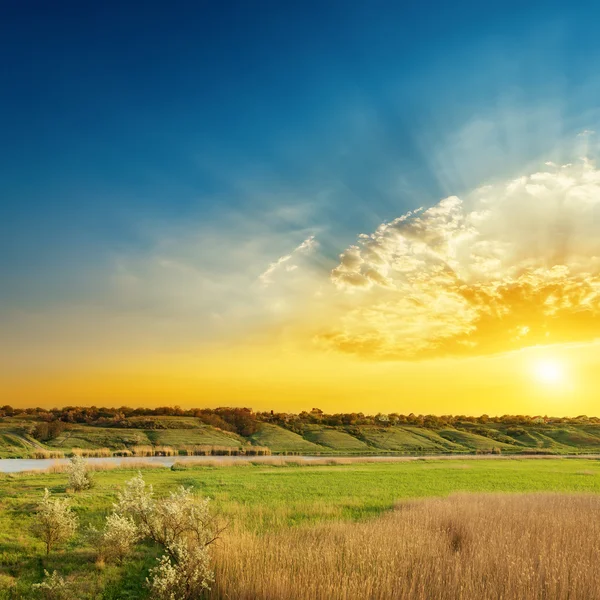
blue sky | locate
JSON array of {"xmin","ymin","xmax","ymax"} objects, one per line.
[{"xmin": 2, "ymin": 0, "xmax": 600, "ymax": 324}]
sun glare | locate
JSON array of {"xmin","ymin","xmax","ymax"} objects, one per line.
[{"xmin": 532, "ymin": 359, "xmax": 564, "ymax": 385}]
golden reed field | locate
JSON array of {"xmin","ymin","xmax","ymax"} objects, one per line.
[{"xmin": 212, "ymin": 493, "xmax": 600, "ymax": 600}]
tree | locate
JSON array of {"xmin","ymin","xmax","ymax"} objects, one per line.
[
  {"xmin": 32, "ymin": 490, "xmax": 78, "ymax": 555},
  {"xmin": 32, "ymin": 421, "xmax": 67, "ymax": 442},
  {"xmin": 114, "ymin": 473, "xmax": 221, "ymax": 598},
  {"xmin": 67, "ymin": 455, "xmax": 92, "ymax": 492}
]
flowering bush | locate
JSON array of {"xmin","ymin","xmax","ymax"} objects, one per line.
[
  {"xmin": 147, "ymin": 539, "xmax": 214, "ymax": 600},
  {"xmin": 32, "ymin": 490, "xmax": 78, "ymax": 555},
  {"xmin": 67, "ymin": 454, "xmax": 93, "ymax": 491},
  {"xmin": 32, "ymin": 570, "xmax": 73, "ymax": 600},
  {"xmin": 99, "ymin": 512, "xmax": 139, "ymax": 563},
  {"xmin": 115, "ymin": 473, "xmax": 220, "ymax": 598}
]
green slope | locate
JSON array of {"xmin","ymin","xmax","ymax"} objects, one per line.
[
  {"xmin": 302, "ymin": 426, "xmax": 370, "ymax": 451},
  {"xmin": 438, "ymin": 429, "xmax": 516, "ymax": 451},
  {"xmin": 359, "ymin": 427, "xmax": 448, "ymax": 452},
  {"xmin": 46, "ymin": 426, "xmax": 151, "ymax": 450},
  {"xmin": 146, "ymin": 426, "xmax": 245, "ymax": 447},
  {"xmin": 250, "ymin": 424, "xmax": 325, "ymax": 453}
]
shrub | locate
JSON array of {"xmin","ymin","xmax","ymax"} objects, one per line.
[
  {"xmin": 32, "ymin": 570, "xmax": 73, "ymax": 600},
  {"xmin": 115, "ymin": 473, "xmax": 220, "ymax": 598},
  {"xmin": 147, "ymin": 539, "xmax": 214, "ymax": 600},
  {"xmin": 67, "ymin": 454, "xmax": 93, "ymax": 491},
  {"xmin": 99, "ymin": 512, "xmax": 139, "ymax": 563},
  {"xmin": 32, "ymin": 490, "xmax": 78, "ymax": 555},
  {"xmin": 32, "ymin": 421, "xmax": 68, "ymax": 442}
]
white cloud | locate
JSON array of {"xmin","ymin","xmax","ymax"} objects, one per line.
[
  {"xmin": 259, "ymin": 235, "xmax": 318, "ymax": 286},
  {"xmin": 319, "ymin": 159, "xmax": 600, "ymax": 359}
]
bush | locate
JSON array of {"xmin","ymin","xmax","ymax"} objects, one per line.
[
  {"xmin": 115, "ymin": 473, "xmax": 220, "ymax": 598},
  {"xmin": 67, "ymin": 455, "xmax": 93, "ymax": 492},
  {"xmin": 32, "ymin": 570, "xmax": 73, "ymax": 600},
  {"xmin": 31, "ymin": 490, "xmax": 78, "ymax": 555},
  {"xmin": 32, "ymin": 421, "xmax": 68, "ymax": 442},
  {"xmin": 147, "ymin": 539, "xmax": 214, "ymax": 600},
  {"xmin": 99, "ymin": 512, "xmax": 139, "ymax": 563}
]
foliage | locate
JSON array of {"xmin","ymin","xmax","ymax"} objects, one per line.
[
  {"xmin": 95, "ymin": 512, "xmax": 140, "ymax": 563},
  {"xmin": 67, "ymin": 454, "xmax": 93, "ymax": 491},
  {"xmin": 31, "ymin": 421, "xmax": 68, "ymax": 442},
  {"xmin": 147, "ymin": 539, "xmax": 214, "ymax": 600},
  {"xmin": 114, "ymin": 473, "xmax": 220, "ymax": 597},
  {"xmin": 32, "ymin": 570, "xmax": 73, "ymax": 600},
  {"xmin": 31, "ymin": 489, "xmax": 78, "ymax": 555}
]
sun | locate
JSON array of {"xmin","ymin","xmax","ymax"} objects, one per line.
[{"xmin": 532, "ymin": 359, "xmax": 564, "ymax": 385}]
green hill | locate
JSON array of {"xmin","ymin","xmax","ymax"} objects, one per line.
[
  {"xmin": 4, "ymin": 414, "xmax": 600, "ymax": 457},
  {"xmin": 302, "ymin": 426, "xmax": 370, "ymax": 451},
  {"xmin": 250, "ymin": 424, "xmax": 325, "ymax": 453}
]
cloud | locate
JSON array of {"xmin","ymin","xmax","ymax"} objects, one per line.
[
  {"xmin": 259, "ymin": 235, "xmax": 318, "ymax": 286},
  {"xmin": 318, "ymin": 159, "xmax": 600, "ymax": 359}
]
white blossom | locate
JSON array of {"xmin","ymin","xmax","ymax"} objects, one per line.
[
  {"xmin": 32, "ymin": 490, "xmax": 78, "ymax": 555},
  {"xmin": 115, "ymin": 473, "xmax": 218, "ymax": 598},
  {"xmin": 67, "ymin": 455, "xmax": 92, "ymax": 492},
  {"xmin": 99, "ymin": 512, "xmax": 139, "ymax": 563},
  {"xmin": 32, "ymin": 570, "xmax": 73, "ymax": 600}
]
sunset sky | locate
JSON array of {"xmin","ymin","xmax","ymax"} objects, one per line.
[{"xmin": 3, "ymin": 2, "xmax": 600, "ymax": 414}]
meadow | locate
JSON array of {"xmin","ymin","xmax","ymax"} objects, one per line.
[{"xmin": 2, "ymin": 458, "xmax": 600, "ymax": 598}]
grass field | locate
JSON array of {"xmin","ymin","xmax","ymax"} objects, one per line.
[
  {"xmin": 249, "ymin": 423, "xmax": 325, "ymax": 453},
  {"xmin": 301, "ymin": 426, "xmax": 370, "ymax": 451},
  {"xmin": 214, "ymin": 493, "xmax": 600, "ymax": 599},
  {"xmin": 2, "ymin": 458, "xmax": 600, "ymax": 597},
  {"xmin": 144, "ymin": 426, "xmax": 245, "ymax": 447}
]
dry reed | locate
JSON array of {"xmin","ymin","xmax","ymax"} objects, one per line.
[
  {"xmin": 130, "ymin": 445, "xmax": 178, "ymax": 456},
  {"xmin": 30, "ymin": 450, "xmax": 65, "ymax": 459},
  {"xmin": 177, "ymin": 445, "xmax": 271, "ymax": 456},
  {"xmin": 211, "ymin": 493, "xmax": 600, "ymax": 600},
  {"xmin": 70, "ymin": 447, "xmax": 112, "ymax": 457}
]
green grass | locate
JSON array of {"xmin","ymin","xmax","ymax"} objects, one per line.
[
  {"xmin": 46, "ymin": 426, "xmax": 151, "ymax": 450},
  {"xmin": 249, "ymin": 423, "xmax": 325, "ymax": 453},
  {"xmin": 2, "ymin": 458, "xmax": 600, "ymax": 597},
  {"xmin": 145, "ymin": 425, "xmax": 245, "ymax": 447},
  {"xmin": 402, "ymin": 427, "xmax": 468, "ymax": 451},
  {"xmin": 126, "ymin": 416, "xmax": 203, "ymax": 429},
  {"xmin": 302, "ymin": 426, "xmax": 369, "ymax": 451},
  {"xmin": 437, "ymin": 428, "xmax": 516, "ymax": 450},
  {"xmin": 538, "ymin": 427, "xmax": 600, "ymax": 448},
  {"xmin": 358, "ymin": 426, "xmax": 449, "ymax": 451}
]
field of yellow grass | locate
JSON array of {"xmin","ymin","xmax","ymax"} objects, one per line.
[{"xmin": 213, "ymin": 493, "xmax": 600, "ymax": 599}]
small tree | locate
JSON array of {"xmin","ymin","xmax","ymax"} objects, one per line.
[
  {"xmin": 32, "ymin": 490, "xmax": 78, "ymax": 555},
  {"xmin": 114, "ymin": 473, "xmax": 220, "ymax": 598},
  {"xmin": 67, "ymin": 454, "xmax": 92, "ymax": 492}
]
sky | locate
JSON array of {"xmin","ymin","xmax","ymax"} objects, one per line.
[{"xmin": 3, "ymin": 1, "xmax": 600, "ymax": 414}]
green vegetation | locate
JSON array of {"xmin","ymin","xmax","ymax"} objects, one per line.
[
  {"xmin": 249, "ymin": 423, "xmax": 324, "ymax": 453},
  {"xmin": 2, "ymin": 458, "xmax": 600, "ymax": 597},
  {"xmin": 302, "ymin": 425, "xmax": 370, "ymax": 451},
  {"xmin": 5, "ymin": 406, "xmax": 600, "ymax": 458},
  {"xmin": 144, "ymin": 426, "xmax": 244, "ymax": 448}
]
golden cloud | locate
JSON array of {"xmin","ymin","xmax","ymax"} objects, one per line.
[{"xmin": 317, "ymin": 161, "xmax": 600, "ymax": 359}]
